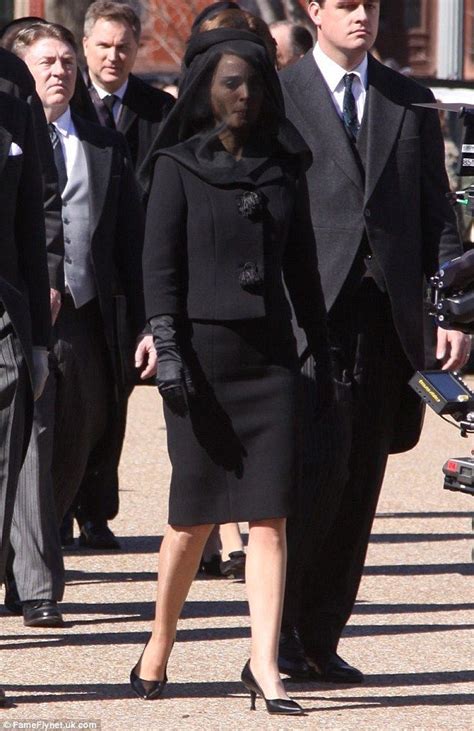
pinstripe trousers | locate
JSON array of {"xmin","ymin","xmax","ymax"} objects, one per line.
[
  {"xmin": 7, "ymin": 295, "xmax": 110, "ymax": 600},
  {"xmin": 0, "ymin": 312, "xmax": 29, "ymax": 583},
  {"xmin": 9, "ymin": 368, "xmax": 65, "ymax": 601}
]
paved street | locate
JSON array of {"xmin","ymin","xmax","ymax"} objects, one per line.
[{"xmin": 1, "ymin": 386, "xmax": 473, "ymax": 730}]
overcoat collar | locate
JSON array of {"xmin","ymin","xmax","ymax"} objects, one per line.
[
  {"xmin": 0, "ymin": 126, "xmax": 12, "ymax": 178},
  {"xmin": 117, "ymin": 74, "xmax": 138, "ymax": 135},
  {"xmin": 363, "ymin": 54, "xmax": 405, "ymax": 202}
]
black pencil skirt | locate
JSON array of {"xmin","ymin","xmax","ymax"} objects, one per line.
[{"xmin": 165, "ymin": 317, "xmax": 299, "ymax": 526}]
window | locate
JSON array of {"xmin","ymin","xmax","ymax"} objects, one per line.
[{"xmin": 404, "ymin": 0, "xmax": 422, "ymax": 29}]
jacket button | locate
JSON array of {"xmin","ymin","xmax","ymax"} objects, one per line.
[
  {"xmin": 364, "ymin": 208, "xmax": 371, "ymax": 218},
  {"xmin": 65, "ymin": 256, "xmax": 72, "ymax": 264}
]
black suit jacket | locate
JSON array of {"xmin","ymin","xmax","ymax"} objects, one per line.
[
  {"xmin": 85, "ymin": 73, "xmax": 174, "ymax": 196},
  {"xmin": 280, "ymin": 53, "xmax": 461, "ymax": 370},
  {"xmin": 143, "ymin": 151, "xmax": 329, "ymax": 365},
  {"xmin": 0, "ymin": 92, "xmax": 50, "ymax": 380},
  {"xmin": 70, "ymin": 114, "xmax": 146, "ymax": 379},
  {"xmin": 0, "ymin": 48, "xmax": 64, "ymax": 292}
]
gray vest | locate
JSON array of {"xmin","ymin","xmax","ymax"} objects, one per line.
[{"xmin": 62, "ymin": 140, "xmax": 96, "ymax": 308}]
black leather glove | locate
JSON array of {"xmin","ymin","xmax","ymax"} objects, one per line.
[{"xmin": 149, "ymin": 315, "xmax": 195, "ymax": 415}]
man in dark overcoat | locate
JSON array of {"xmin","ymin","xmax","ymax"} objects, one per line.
[
  {"xmin": 6, "ymin": 22, "xmax": 155, "ymax": 626},
  {"xmin": 0, "ymin": 83, "xmax": 51, "ymax": 703},
  {"xmin": 277, "ymin": 0, "xmax": 470, "ymax": 682},
  {"xmin": 73, "ymin": 0, "xmax": 174, "ymax": 546}
]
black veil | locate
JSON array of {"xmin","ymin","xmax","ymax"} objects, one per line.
[{"xmin": 138, "ymin": 29, "xmax": 308, "ymax": 191}]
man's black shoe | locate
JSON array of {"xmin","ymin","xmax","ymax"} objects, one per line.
[
  {"xmin": 79, "ymin": 521, "xmax": 121, "ymax": 549},
  {"xmin": 306, "ymin": 650, "xmax": 364, "ymax": 684},
  {"xmin": 22, "ymin": 600, "xmax": 63, "ymax": 628},
  {"xmin": 0, "ymin": 688, "xmax": 6, "ymax": 707},
  {"xmin": 278, "ymin": 626, "xmax": 313, "ymax": 679},
  {"xmin": 3, "ymin": 575, "xmax": 22, "ymax": 615}
]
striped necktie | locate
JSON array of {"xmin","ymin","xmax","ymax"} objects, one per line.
[{"xmin": 48, "ymin": 123, "xmax": 68, "ymax": 192}]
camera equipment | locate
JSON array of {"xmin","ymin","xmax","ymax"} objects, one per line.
[
  {"xmin": 409, "ymin": 370, "xmax": 474, "ymax": 495},
  {"xmin": 429, "ymin": 250, "xmax": 474, "ymax": 333}
]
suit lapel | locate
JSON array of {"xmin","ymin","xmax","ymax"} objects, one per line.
[
  {"xmin": 363, "ymin": 56, "xmax": 405, "ymax": 202},
  {"xmin": 0, "ymin": 127, "xmax": 12, "ymax": 178},
  {"xmin": 73, "ymin": 115, "xmax": 112, "ymax": 237},
  {"xmin": 117, "ymin": 78, "xmax": 138, "ymax": 134},
  {"xmin": 284, "ymin": 54, "xmax": 364, "ymax": 191}
]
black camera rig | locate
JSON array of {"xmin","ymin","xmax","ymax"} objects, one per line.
[{"xmin": 409, "ymin": 370, "xmax": 474, "ymax": 495}]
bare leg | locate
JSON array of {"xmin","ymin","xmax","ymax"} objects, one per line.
[
  {"xmin": 246, "ymin": 517, "xmax": 289, "ymax": 700},
  {"xmin": 219, "ymin": 522, "xmax": 244, "ymax": 557},
  {"xmin": 136, "ymin": 522, "xmax": 214, "ymax": 681}
]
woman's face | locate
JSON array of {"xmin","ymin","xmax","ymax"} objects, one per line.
[{"xmin": 210, "ymin": 53, "xmax": 264, "ymax": 131}]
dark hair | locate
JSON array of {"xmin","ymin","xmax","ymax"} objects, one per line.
[
  {"xmin": 84, "ymin": 1, "xmax": 141, "ymax": 43},
  {"xmin": 191, "ymin": 2, "xmax": 240, "ymax": 33},
  {"xmin": 0, "ymin": 16, "xmax": 47, "ymax": 51},
  {"xmin": 12, "ymin": 22, "xmax": 78, "ymax": 57},
  {"xmin": 199, "ymin": 9, "xmax": 277, "ymax": 66},
  {"xmin": 290, "ymin": 25, "xmax": 313, "ymax": 56}
]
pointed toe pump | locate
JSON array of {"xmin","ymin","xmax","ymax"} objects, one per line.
[
  {"xmin": 130, "ymin": 636, "xmax": 168, "ymax": 700},
  {"xmin": 241, "ymin": 660, "xmax": 304, "ymax": 716}
]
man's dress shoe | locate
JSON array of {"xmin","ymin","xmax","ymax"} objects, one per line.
[
  {"xmin": 79, "ymin": 521, "xmax": 121, "ymax": 549},
  {"xmin": 22, "ymin": 600, "xmax": 63, "ymax": 628},
  {"xmin": 0, "ymin": 688, "xmax": 6, "ymax": 707},
  {"xmin": 278, "ymin": 626, "xmax": 313, "ymax": 679},
  {"xmin": 306, "ymin": 650, "xmax": 364, "ymax": 684}
]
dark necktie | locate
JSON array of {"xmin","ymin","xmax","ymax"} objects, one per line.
[
  {"xmin": 342, "ymin": 73, "xmax": 360, "ymax": 141},
  {"xmin": 102, "ymin": 94, "xmax": 117, "ymax": 128},
  {"xmin": 48, "ymin": 123, "xmax": 68, "ymax": 192}
]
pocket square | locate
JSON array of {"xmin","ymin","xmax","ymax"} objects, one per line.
[{"xmin": 8, "ymin": 142, "xmax": 23, "ymax": 157}]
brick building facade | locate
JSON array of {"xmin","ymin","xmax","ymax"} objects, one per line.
[{"xmin": 2, "ymin": 0, "xmax": 474, "ymax": 82}]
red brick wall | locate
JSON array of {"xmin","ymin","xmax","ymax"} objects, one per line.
[
  {"xmin": 135, "ymin": 0, "xmax": 308, "ymax": 76},
  {"xmin": 136, "ymin": 0, "xmax": 217, "ymax": 75}
]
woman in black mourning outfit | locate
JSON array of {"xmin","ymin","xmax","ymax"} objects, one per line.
[{"xmin": 131, "ymin": 28, "xmax": 330, "ymax": 714}]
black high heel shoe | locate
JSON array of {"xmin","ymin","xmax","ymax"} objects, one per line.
[
  {"xmin": 130, "ymin": 636, "xmax": 168, "ymax": 700},
  {"xmin": 241, "ymin": 659, "xmax": 304, "ymax": 715}
]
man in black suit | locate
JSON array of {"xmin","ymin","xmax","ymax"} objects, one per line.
[
  {"xmin": 0, "ymin": 85, "xmax": 51, "ymax": 703},
  {"xmin": 277, "ymin": 0, "xmax": 470, "ymax": 682},
  {"xmin": 83, "ymin": 1, "xmax": 174, "ymax": 192},
  {"xmin": 72, "ymin": 1, "xmax": 173, "ymax": 547},
  {"xmin": 9, "ymin": 21, "xmax": 155, "ymax": 624}
]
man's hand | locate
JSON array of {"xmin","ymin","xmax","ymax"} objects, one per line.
[
  {"xmin": 50, "ymin": 288, "xmax": 61, "ymax": 325},
  {"xmin": 134, "ymin": 334, "xmax": 157, "ymax": 379},
  {"xmin": 436, "ymin": 328, "xmax": 472, "ymax": 371}
]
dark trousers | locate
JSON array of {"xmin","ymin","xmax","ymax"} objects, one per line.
[
  {"xmin": 51, "ymin": 296, "xmax": 111, "ymax": 521},
  {"xmin": 284, "ymin": 280, "xmax": 414, "ymax": 653},
  {"xmin": 0, "ymin": 312, "xmax": 29, "ymax": 583},
  {"xmin": 74, "ymin": 388, "xmax": 130, "ymax": 525}
]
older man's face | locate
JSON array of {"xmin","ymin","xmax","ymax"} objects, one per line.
[
  {"xmin": 22, "ymin": 38, "xmax": 77, "ymax": 121},
  {"xmin": 83, "ymin": 18, "xmax": 138, "ymax": 92}
]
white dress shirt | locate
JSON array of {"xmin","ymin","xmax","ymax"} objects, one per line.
[
  {"xmin": 313, "ymin": 43, "xmax": 368, "ymax": 125},
  {"xmin": 91, "ymin": 78, "xmax": 129, "ymax": 125}
]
